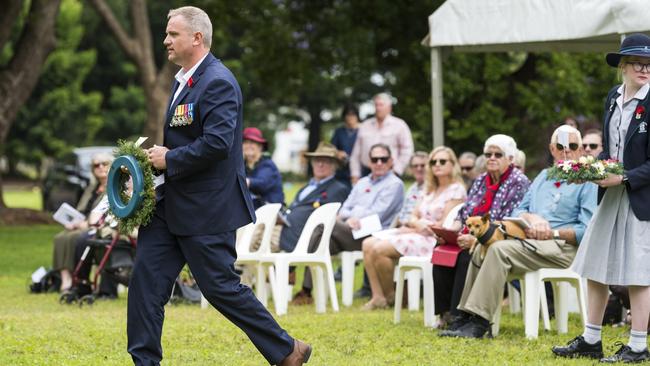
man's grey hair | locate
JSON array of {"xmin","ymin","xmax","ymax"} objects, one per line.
[
  {"xmin": 458, "ymin": 151, "xmax": 477, "ymax": 161},
  {"xmin": 373, "ymin": 93, "xmax": 393, "ymax": 105},
  {"xmin": 409, "ymin": 151, "xmax": 428, "ymax": 165},
  {"xmin": 168, "ymin": 6, "xmax": 212, "ymax": 48}
]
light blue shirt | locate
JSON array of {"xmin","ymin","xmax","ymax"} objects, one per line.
[
  {"xmin": 339, "ymin": 172, "xmax": 404, "ymax": 228},
  {"xmin": 511, "ymin": 169, "xmax": 597, "ymax": 244},
  {"xmin": 297, "ymin": 175, "xmax": 335, "ymax": 201}
]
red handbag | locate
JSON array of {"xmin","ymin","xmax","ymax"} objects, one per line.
[{"xmin": 430, "ymin": 227, "xmax": 462, "ymax": 267}]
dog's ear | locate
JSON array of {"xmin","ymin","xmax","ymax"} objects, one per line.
[{"xmin": 482, "ymin": 213, "xmax": 491, "ymax": 223}]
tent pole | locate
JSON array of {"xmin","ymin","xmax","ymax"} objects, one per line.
[{"xmin": 430, "ymin": 47, "xmax": 444, "ymax": 147}]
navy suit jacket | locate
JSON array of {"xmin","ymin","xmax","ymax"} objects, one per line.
[
  {"xmin": 161, "ymin": 53, "xmax": 255, "ymax": 235},
  {"xmin": 599, "ymin": 85, "xmax": 650, "ymax": 220},
  {"xmin": 279, "ymin": 178, "xmax": 350, "ymax": 252}
]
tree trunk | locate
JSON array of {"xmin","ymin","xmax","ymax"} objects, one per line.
[
  {"xmin": 0, "ymin": 0, "xmax": 62, "ymax": 210},
  {"xmin": 88, "ymin": 0, "xmax": 177, "ymax": 146}
]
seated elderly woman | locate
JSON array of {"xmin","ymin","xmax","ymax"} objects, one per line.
[
  {"xmin": 432, "ymin": 134, "xmax": 530, "ymax": 328},
  {"xmin": 52, "ymin": 152, "xmax": 113, "ymax": 292},
  {"xmin": 361, "ymin": 146, "xmax": 467, "ymax": 310},
  {"xmin": 243, "ymin": 127, "xmax": 284, "ymax": 209}
]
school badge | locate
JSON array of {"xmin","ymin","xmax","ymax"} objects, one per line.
[
  {"xmin": 640, "ymin": 121, "xmax": 647, "ymax": 133},
  {"xmin": 170, "ymin": 103, "xmax": 194, "ymax": 127}
]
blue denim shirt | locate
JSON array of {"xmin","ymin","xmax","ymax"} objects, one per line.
[{"xmin": 511, "ymin": 169, "xmax": 597, "ymax": 244}]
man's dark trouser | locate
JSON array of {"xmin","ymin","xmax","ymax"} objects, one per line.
[
  {"xmin": 127, "ymin": 202, "xmax": 294, "ymax": 366},
  {"xmin": 302, "ymin": 219, "xmax": 363, "ymax": 290}
]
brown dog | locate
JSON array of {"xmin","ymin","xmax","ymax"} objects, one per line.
[{"xmin": 465, "ymin": 213, "xmax": 527, "ymax": 259}]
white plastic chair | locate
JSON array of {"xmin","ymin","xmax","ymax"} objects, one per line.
[
  {"xmin": 259, "ymin": 202, "xmax": 341, "ymax": 315},
  {"xmin": 393, "ymin": 203, "xmax": 464, "ymax": 326},
  {"xmin": 200, "ymin": 203, "xmax": 281, "ymax": 309},
  {"xmin": 492, "ymin": 268, "xmax": 587, "ymax": 339}
]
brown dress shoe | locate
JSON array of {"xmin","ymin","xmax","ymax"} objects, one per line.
[
  {"xmin": 279, "ymin": 339, "xmax": 312, "ymax": 366},
  {"xmin": 291, "ymin": 289, "xmax": 313, "ymax": 305}
]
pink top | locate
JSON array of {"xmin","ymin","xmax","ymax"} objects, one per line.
[{"xmin": 415, "ymin": 182, "xmax": 467, "ymax": 225}]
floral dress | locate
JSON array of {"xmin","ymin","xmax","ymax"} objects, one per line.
[{"xmin": 389, "ymin": 183, "xmax": 467, "ymax": 257}]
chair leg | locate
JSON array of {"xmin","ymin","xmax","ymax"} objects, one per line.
[
  {"xmin": 341, "ymin": 253, "xmax": 356, "ymax": 307},
  {"xmin": 507, "ymin": 282, "xmax": 521, "ymax": 313},
  {"xmin": 555, "ymin": 281, "xmax": 570, "ymax": 334},
  {"xmin": 273, "ymin": 261, "xmax": 289, "ymax": 316},
  {"xmin": 524, "ymin": 272, "xmax": 541, "ymax": 339},
  {"xmin": 325, "ymin": 260, "xmax": 339, "ymax": 312},
  {"xmin": 255, "ymin": 263, "xmax": 268, "ymax": 307},
  {"xmin": 394, "ymin": 267, "xmax": 406, "ymax": 324},
  {"xmin": 540, "ymin": 281, "xmax": 551, "ymax": 331},
  {"xmin": 407, "ymin": 270, "xmax": 421, "ymax": 311},
  {"xmin": 311, "ymin": 265, "xmax": 326, "ymax": 313},
  {"xmin": 422, "ymin": 265, "xmax": 436, "ymax": 328}
]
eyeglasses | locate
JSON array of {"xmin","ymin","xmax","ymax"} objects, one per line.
[
  {"xmin": 582, "ymin": 143, "xmax": 600, "ymax": 150},
  {"xmin": 555, "ymin": 143, "xmax": 579, "ymax": 151},
  {"xmin": 483, "ymin": 152, "xmax": 503, "ymax": 159},
  {"xmin": 460, "ymin": 166, "xmax": 474, "ymax": 172},
  {"xmin": 93, "ymin": 161, "xmax": 110, "ymax": 169},
  {"xmin": 410, "ymin": 164, "xmax": 426, "ymax": 169},
  {"xmin": 370, "ymin": 156, "xmax": 390, "ymax": 164},
  {"xmin": 429, "ymin": 159, "xmax": 448, "ymax": 166},
  {"xmin": 626, "ymin": 61, "xmax": 650, "ymax": 73}
]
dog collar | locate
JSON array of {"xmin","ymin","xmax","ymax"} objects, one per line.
[{"xmin": 476, "ymin": 223, "xmax": 500, "ymax": 245}]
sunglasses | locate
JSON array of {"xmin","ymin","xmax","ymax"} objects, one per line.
[
  {"xmin": 429, "ymin": 159, "xmax": 448, "ymax": 166},
  {"xmin": 484, "ymin": 152, "xmax": 503, "ymax": 159},
  {"xmin": 582, "ymin": 143, "xmax": 600, "ymax": 150},
  {"xmin": 93, "ymin": 161, "xmax": 110, "ymax": 169},
  {"xmin": 556, "ymin": 143, "xmax": 579, "ymax": 151},
  {"xmin": 410, "ymin": 164, "xmax": 426, "ymax": 169},
  {"xmin": 460, "ymin": 166, "xmax": 474, "ymax": 172},
  {"xmin": 370, "ymin": 156, "xmax": 390, "ymax": 164}
]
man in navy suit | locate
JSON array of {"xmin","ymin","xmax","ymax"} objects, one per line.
[{"xmin": 129, "ymin": 6, "xmax": 310, "ymax": 366}]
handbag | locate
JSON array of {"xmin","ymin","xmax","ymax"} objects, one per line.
[{"xmin": 431, "ymin": 244, "xmax": 463, "ymax": 267}]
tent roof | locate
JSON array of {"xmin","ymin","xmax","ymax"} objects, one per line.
[{"xmin": 426, "ymin": 0, "xmax": 650, "ymax": 52}]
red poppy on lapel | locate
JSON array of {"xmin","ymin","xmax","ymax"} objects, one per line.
[
  {"xmin": 187, "ymin": 76, "xmax": 194, "ymax": 88},
  {"xmin": 365, "ymin": 188, "xmax": 371, "ymax": 193},
  {"xmin": 321, "ymin": 191, "xmax": 327, "ymax": 199},
  {"xmin": 636, "ymin": 105, "xmax": 645, "ymax": 119},
  {"xmin": 554, "ymin": 181, "xmax": 562, "ymax": 188}
]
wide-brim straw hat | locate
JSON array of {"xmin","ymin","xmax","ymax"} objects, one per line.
[
  {"xmin": 606, "ymin": 33, "xmax": 650, "ymax": 67},
  {"xmin": 303, "ymin": 142, "xmax": 342, "ymax": 164}
]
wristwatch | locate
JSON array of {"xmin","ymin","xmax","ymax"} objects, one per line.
[
  {"xmin": 552, "ymin": 229, "xmax": 560, "ymax": 240},
  {"xmin": 622, "ymin": 173, "xmax": 630, "ymax": 189}
]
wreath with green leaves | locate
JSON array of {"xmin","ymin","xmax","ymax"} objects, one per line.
[{"xmin": 108, "ymin": 139, "xmax": 156, "ymax": 234}]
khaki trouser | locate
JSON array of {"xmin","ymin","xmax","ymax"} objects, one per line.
[
  {"xmin": 458, "ymin": 239, "xmax": 577, "ymax": 322},
  {"xmin": 249, "ymin": 224, "xmax": 282, "ymax": 253}
]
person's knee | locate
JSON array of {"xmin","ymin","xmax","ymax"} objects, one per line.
[{"xmin": 362, "ymin": 237, "xmax": 375, "ymax": 253}]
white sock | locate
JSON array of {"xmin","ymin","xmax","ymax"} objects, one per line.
[
  {"xmin": 582, "ymin": 323, "xmax": 602, "ymax": 344},
  {"xmin": 628, "ymin": 329, "xmax": 648, "ymax": 353}
]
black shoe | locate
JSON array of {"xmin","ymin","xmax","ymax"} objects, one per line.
[
  {"xmin": 439, "ymin": 315, "xmax": 490, "ymax": 338},
  {"xmin": 353, "ymin": 287, "xmax": 371, "ymax": 299},
  {"xmin": 333, "ymin": 267, "xmax": 342, "ymax": 282},
  {"xmin": 600, "ymin": 343, "xmax": 650, "ymax": 363},
  {"xmin": 446, "ymin": 312, "xmax": 471, "ymax": 331},
  {"xmin": 552, "ymin": 335, "xmax": 603, "ymax": 359}
]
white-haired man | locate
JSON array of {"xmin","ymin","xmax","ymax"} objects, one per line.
[
  {"xmin": 349, "ymin": 93, "xmax": 414, "ymax": 184},
  {"xmin": 440, "ymin": 125, "xmax": 597, "ymax": 339}
]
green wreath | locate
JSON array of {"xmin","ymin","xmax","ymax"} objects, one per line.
[{"xmin": 107, "ymin": 139, "xmax": 156, "ymax": 234}]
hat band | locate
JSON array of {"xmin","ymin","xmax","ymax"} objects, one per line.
[{"xmin": 621, "ymin": 46, "xmax": 650, "ymax": 54}]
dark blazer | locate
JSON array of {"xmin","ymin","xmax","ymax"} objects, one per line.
[
  {"xmin": 162, "ymin": 53, "xmax": 255, "ymax": 235},
  {"xmin": 246, "ymin": 157, "xmax": 284, "ymax": 209},
  {"xmin": 279, "ymin": 178, "xmax": 350, "ymax": 252},
  {"xmin": 599, "ymin": 85, "xmax": 650, "ymax": 220}
]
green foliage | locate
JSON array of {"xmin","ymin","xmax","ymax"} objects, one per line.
[
  {"xmin": 0, "ymin": 224, "xmax": 632, "ymax": 365},
  {"xmin": 110, "ymin": 140, "xmax": 156, "ymax": 234},
  {"xmin": 6, "ymin": 0, "xmax": 103, "ymax": 171},
  {"xmin": 95, "ymin": 85, "xmax": 147, "ymax": 144}
]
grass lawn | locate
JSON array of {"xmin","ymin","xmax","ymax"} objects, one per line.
[
  {"xmin": 0, "ymin": 224, "xmax": 633, "ymax": 366},
  {"xmin": 0, "ymin": 186, "xmax": 634, "ymax": 365},
  {"xmin": 3, "ymin": 186, "xmax": 42, "ymax": 210}
]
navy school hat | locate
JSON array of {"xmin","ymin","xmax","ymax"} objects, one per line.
[{"xmin": 606, "ymin": 33, "xmax": 650, "ymax": 67}]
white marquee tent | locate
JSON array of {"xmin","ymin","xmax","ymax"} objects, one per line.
[{"xmin": 424, "ymin": 0, "xmax": 650, "ymax": 147}]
